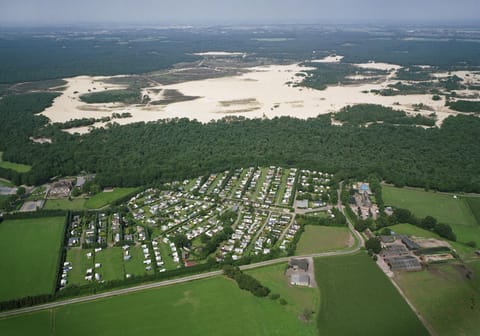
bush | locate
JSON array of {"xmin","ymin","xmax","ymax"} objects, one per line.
[
  {"xmin": 466, "ymin": 241, "xmax": 477, "ymax": 248},
  {"xmin": 269, "ymin": 293, "xmax": 280, "ymax": 300},
  {"xmin": 365, "ymin": 238, "xmax": 382, "ymax": 254},
  {"xmin": 279, "ymin": 298, "xmax": 287, "ymax": 305}
]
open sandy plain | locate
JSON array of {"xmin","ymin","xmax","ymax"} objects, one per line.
[{"xmin": 39, "ymin": 54, "xmax": 480, "ymax": 134}]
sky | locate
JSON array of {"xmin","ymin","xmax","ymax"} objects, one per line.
[{"xmin": 0, "ymin": 0, "xmax": 479, "ymax": 26}]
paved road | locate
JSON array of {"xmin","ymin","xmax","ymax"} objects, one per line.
[{"xmin": 0, "ymin": 184, "xmax": 364, "ymax": 319}]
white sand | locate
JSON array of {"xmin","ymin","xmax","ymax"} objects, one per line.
[
  {"xmin": 354, "ymin": 62, "xmax": 402, "ymax": 71},
  {"xmin": 41, "ymin": 63, "xmax": 478, "ymax": 135},
  {"xmin": 310, "ymin": 55, "xmax": 344, "ymax": 63},
  {"xmin": 193, "ymin": 51, "xmax": 246, "ymax": 56}
]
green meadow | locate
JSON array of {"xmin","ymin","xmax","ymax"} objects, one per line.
[
  {"xmin": 85, "ymin": 188, "xmax": 138, "ymax": 209},
  {"xmin": 395, "ymin": 261, "xmax": 480, "ymax": 336},
  {"xmin": 383, "ymin": 185, "xmax": 480, "ymax": 245},
  {"xmin": 0, "ymin": 217, "xmax": 65, "ymax": 301},
  {"xmin": 0, "ymin": 152, "xmax": 31, "ymax": 173},
  {"xmin": 0, "ymin": 276, "xmax": 317, "ymax": 336},
  {"xmin": 295, "ymin": 226, "xmax": 352, "ymax": 255}
]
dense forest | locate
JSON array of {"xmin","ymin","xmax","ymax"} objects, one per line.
[
  {"xmin": 1, "ymin": 27, "xmax": 480, "ymax": 84},
  {"xmin": 1, "ymin": 92, "xmax": 480, "ymax": 193},
  {"xmin": 333, "ymin": 104, "xmax": 435, "ymax": 126}
]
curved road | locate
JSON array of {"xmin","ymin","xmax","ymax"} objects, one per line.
[{"xmin": 0, "ymin": 184, "xmax": 364, "ymax": 319}]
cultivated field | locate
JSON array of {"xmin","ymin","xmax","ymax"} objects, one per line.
[
  {"xmin": 295, "ymin": 226, "xmax": 352, "ymax": 255},
  {"xmin": 0, "ymin": 276, "xmax": 317, "ymax": 336},
  {"xmin": 0, "ymin": 217, "xmax": 65, "ymax": 301},
  {"xmin": 315, "ymin": 253, "xmax": 429, "ymax": 336},
  {"xmin": 395, "ymin": 262, "xmax": 480, "ymax": 336},
  {"xmin": 84, "ymin": 188, "xmax": 138, "ymax": 209},
  {"xmin": 0, "ymin": 152, "xmax": 31, "ymax": 173},
  {"xmin": 383, "ymin": 185, "xmax": 480, "ymax": 245},
  {"xmin": 466, "ymin": 197, "xmax": 480, "ymax": 224}
]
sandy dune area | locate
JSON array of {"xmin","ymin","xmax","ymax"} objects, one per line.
[{"xmin": 40, "ymin": 59, "xmax": 478, "ymax": 134}]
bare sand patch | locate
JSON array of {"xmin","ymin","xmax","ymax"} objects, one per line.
[
  {"xmin": 193, "ymin": 51, "xmax": 246, "ymax": 57},
  {"xmin": 354, "ymin": 62, "xmax": 402, "ymax": 71},
  {"xmin": 310, "ymin": 55, "xmax": 344, "ymax": 63},
  {"xmin": 41, "ymin": 62, "xmax": 478, "ymax": 134}
]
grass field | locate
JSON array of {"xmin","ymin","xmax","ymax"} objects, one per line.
[
  {"xmin": 0, "ymin": 178, "xmax": 14, "ymax": 187},
  {"xmin": 0, "ymin": 217, "xmax": 65, "ymax": 301},
  {"xmin": 383, "ymin": 185, "xmax": 477, "ymax": 226},
  {"xmin": 85, "ymin": 188, "xmax": 138, "ymax": 209},
  {"xmin": 395, "ymin": 262, "xmax": 480, "ymax": 336},
  {"xmin": 0, "ymin": 152, "xmax": 31, "ymax": 173},
  {"xmin": 44, "ymin": 198, "xmax": 86, "ymax": 210},
  {"xmin": 315, "ymin": 253, "xmax": 429, "ymax": 336},
  {"xmin": 65, "ymin": 248, "xmax": 94, "ymax": 286},
  {"xmin": 0, "ymin": 276, "xmax": 317, "ymax": 336},
  {"xmin": 247, "ymin": 263, "xmax": 319, "ymax": 327},
  {"xmin": 123, "ymin": 245, "xmax": 154, "ymax": 277},
  {"xmin": 383, "ymin": 185, "xmax": 480, "ymax": 245},
  {"xmin": 94, "ymin": 247, "xmax": 125, "ymax": 282},
  {"xmin": 295, "ymin": 226, "xmax": 352, "ymax": 255},
  {"xmin": 0, "ymin": 311, "xmax": 52, "ymax": 336}
]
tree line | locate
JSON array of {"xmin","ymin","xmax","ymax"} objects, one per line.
[{"xmin": 1, "ymin": 93, "xmax": 480, "ymax": 195}]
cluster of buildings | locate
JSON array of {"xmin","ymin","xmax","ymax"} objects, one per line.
[
  {"xmin": 296, "ymin": 170, "xmax": 333, "ymax": 208},
  {"xmin": 253, "ymin": 213, "xmax": 292, "ymax": 255},
  {"xmin": 67, "ymin": 213, "xmax": 109, "ymax": 248},
  {"xmin": 48, "ymin": 180, "xmax": 73, "ymax": 198},
  {"xmin": 84, "ymin": 261, "xmax": 102, "ymax": 282},
  {"xmin": 378, "ymin": 234, "xmax": 454, "ymax": 272},
  {"xmin": 220, "ymin": 210, "xmax": 268, "ymax": 260},
  {"xmin": 281, "ymin": 168, "xmax": 297, "ymax": 205},
  {"xmin": 59, "ymin": 261, "xmax": 72, "ymax": 289},
  {"xmin": 349, "ymin": 182, "xmax": 379, "ymax": 220},
  {"xmin": 255, "ymin": 166, "xmax": 283, "ymax": 206},
  {"xmin": 161, "ymin": 237, "xmax": 180, "ymax": 264}
]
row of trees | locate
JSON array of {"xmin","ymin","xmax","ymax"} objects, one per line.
[
  {"xmin": 392, "ymin": 208, "xmax": 456, "ymax": 241},
  {"xmin": 222, "ymin": 265, "xmax": 270, "ymax": 297}
]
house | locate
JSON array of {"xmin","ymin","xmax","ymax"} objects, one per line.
[{"xmin": 290, "ymin": 272, "xmax": 310, "ymax": 286}]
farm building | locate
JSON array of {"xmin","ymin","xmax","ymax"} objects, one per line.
[
  {"xmin": 385, "ymin": 256, "xmax": 422, "ymax": 271},
  {"xmin": 289, "ymin": 258, "xmax": 309, "ymax": 272},
  {"xmin": 290, "ymin": 272, "xmax": 310, "ymax": 286},
  {"xmin": 379, "ymin": 235, "xmax": 396, "ymax": 244},
  {"xmin": 399, "ymin": 235, "xmax": 421, "ymax": 250},
  {"xmin": 380, "ymin": 244, "xmax": 410, "ymax": 258}
]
